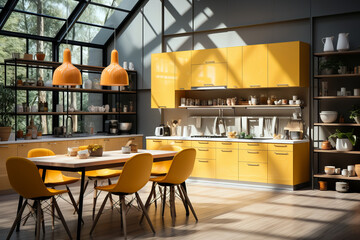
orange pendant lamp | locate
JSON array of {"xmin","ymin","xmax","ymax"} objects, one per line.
[
  {"xmin": 53, "ymin": 48, "xmax": 82, "ymax": 86},
  {"xmin": 100, "ymin": 49, "xmax": 128, "ymax": 86}
]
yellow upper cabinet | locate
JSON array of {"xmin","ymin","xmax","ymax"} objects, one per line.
[
  {"xmin": 192, "ymin": 48, "xmax": 227, "ymax": 64},
  {"xmin": 227, "ymin": 46, "xmax": 243, "ymax": 89},
  {"xmin": 151, "ymin": 52, "xmax": 175, "ymax": 108},
  {"xmin": 174, "ymin": 51, "xmax": 191, "ymax": 90},
  {"xmin": 243, "ymin": 44, "xmax": 268, "ymax": 88},
  {"xmin": 191, "ymin": 63, "xmax": 227, "ymax": 87},
  {"xmin": 268, "ymin": 41, "xmax": 310, "ymax": 88}
]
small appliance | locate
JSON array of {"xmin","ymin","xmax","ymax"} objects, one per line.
[
  {"xmin": 105, "ymin": 120, "xmax": 118, "ymax": 134},
  {"xmin": 155, "ymin": 124, "xmax": 171, "ymax": 136}
]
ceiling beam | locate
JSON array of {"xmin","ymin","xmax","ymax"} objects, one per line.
[
  {"xmin": 54, "ymin": 0, "xmax": 90, "ymax": 46},
  {"xmin": 0, "ymin": 0, "xmax": 19, "ymax": 31}
]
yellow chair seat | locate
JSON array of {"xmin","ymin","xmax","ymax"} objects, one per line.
[
  {"xmin": 80, "ymin": 169, "xmax": 123, "ymax": 179},
  {"xmin": 45, "ymin": 175, "xmax": 80, "ymax": 187},
  {"xmin": 151, "ymin": 161, "xmax": 172, "ymax": 176},
  {"xmin": 47, "ymin": 188, "xmax": 68, "ymax": 195}
]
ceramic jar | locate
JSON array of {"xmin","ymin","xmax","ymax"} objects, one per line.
[{"xmin": 336, "ymin": 138, "xmax": 353, "ymax": 151}]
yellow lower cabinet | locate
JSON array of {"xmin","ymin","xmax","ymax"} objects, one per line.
[
  {"xmin": 191, "ymin": 159, "xmax": 215, "ymax": 178},
  {"xmin": 40, "ymin": 141, "xmax": 68, "ymax": 155},
  {"xmin": 268, "ymin": 151, "xmax": 294, "ymax": 185},
  {"xmin": 195, "ymin": 147, "xmax": 216, "ymax": 159},
  {"xmin": 17, "ymin": 143, "xmax": 42, "ymax": 157},
  {"xmin": 146, "ymin": 139, "xmax": 166, "ymax": 150},
  {"xmin": 0, "ymin": 144, "xmax": 17, "ymax": 191},
  {"xmin": 167, "ymin": 140, "xmax": 192, "ymax": 149},
  {"xmin": 238, "ymin": 149, "xmax": 267, "ymax": 163},
  {"xmin": 216, "ymin": 149, "xmax": 238, "ymax": 180},
  {"xmin": 238, "ymin": 162, "xmax": 267, "ymax": 183}
]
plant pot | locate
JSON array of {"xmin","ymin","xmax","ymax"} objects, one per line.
[
  {"xmin": 0, "ymin": 126, "xmax": 11, "ymax": 141},
  {"xmin": 354, "ymin": 116, "xmax": 360, "ymax": 124},
  {"xmin": 321, "ymin": 68, "xmax": 334, "ymax": 75},
  {"xmin": 90, "ymin": 148, "xmax": 103, "ymax": 157},
  {"xmin": 336, "ymin": 138, "xmax": 353, "ymax": 151},
  {"xmin": 355, "ymin": 164, "xmax": 360, "ymax": 177},
  {"xmin": 36, "ymin": 52, "xmax": 45, "ymax": 61}
]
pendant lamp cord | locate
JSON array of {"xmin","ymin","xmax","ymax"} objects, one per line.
[
  {"xmin": 113, "ymin": 27, "xmax": 116, "ymax": 50},
  {"xmin": 66, "ymin": 0, "xmax": 69, "ymax": 47}
]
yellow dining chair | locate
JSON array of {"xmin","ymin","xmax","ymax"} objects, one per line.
[
  {"xmin": 142, "ymin": 148, "xmax": 198, "ymax": 226},
  {"xmin": 27, "ymin": 148, "xmax": 80, "ymax": 228},
  {"xmin": 6, "ymin": 157, "xmax": 72, "ymax": 240},
  {"xmin": 90, "ymin": 153, "xmax": 155, "ymax": 239}
]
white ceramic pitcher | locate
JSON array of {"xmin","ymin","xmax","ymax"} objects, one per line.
[
  {"xmin": 336, "ymin": 138, "xmax": 353, "ymax": 151},
  {"xmin": 337, "ymin": 33, "xmax": 350, "ymax": 51},
  {"xmin": 322, "ymin": 36, "xmax": 334, "ymax": 52}
]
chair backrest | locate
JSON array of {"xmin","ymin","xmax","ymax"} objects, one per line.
[
  {"xmin": 159, "ymin": 145, "xmax": 183, "ymax": 151},
  {"xmin": 111, "ymin": 153, "xmax": 153, "ymax": 194},
  {"xmin": 28, "ymin": 148, "xmax": 61, "ymax": 180},
  {"xmin": 160, "ymin": 148, "xmax": 196, "ymax": 185},
  {"xmin": 6, "ymin": 157, "xmax": 53, "ymax": 199}
]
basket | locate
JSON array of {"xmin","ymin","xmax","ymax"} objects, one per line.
[{"xmin": 90, "ymin": 148, "xmax": 103, "ymax": 157}]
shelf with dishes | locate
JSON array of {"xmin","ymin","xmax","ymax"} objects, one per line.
[
  {"xmin": 314, "ymin": 74, "xmax": 360, "ymax": 78},
  {"xmin": 314, "ymin": 149, "xmax": 360, "ymax": 155},
  {"xmin": 179, "ymin": 104, "xmax": 302, "ymax": 109},
  {"xmin": 314, "ymin": 123, "xmax": 360, "ymax": 126},
  {"xmin": 314, "ymin": 174, "xmax": 360, "ymax": 181},
  {"xmin": 12, "ymin": 112, "xmax": 136, "ymax": 115},
  {"xmin": 314, "ymin": 49, "xmax": 360, "ymax": 57},
  {"xmin": 314, "ymin": 96, "xmax": 360, "ymax": 100},
  {"xmin": 5, "ymin": 85, "xmax": 136, "ymax": 94}
]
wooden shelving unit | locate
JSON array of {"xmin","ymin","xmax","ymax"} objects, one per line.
[
  {"xmin": 314, "ymin": 174, "xmax": 360, "ymax": 181},
  {"xmin": 314, "ymin": 123, "xmax": 360, "ymax": 126},
  {"xmin": 13, "ymin": 112, "xmax": 136, "ymax": 115},
  {"xmin": 6, "ymin": 85, "xmax": 136, "ymax": 94},
  {"xmin": 314, "ymin": 74, "xmax": 360, "ymax": 78},
  {"xmin": 313, "ymin": 49, "xmax": 360, "ymax": 56},
  {"xmin": 179, "ymin": 104, "xmax": 302, "ymax": 109},
  {"xmin": 314, "ymin": 96, "xmax": 360, "ymax": 100},
  {"xmin": 314, "ymin": 149, "xmax": 360, "ymax": 154}
]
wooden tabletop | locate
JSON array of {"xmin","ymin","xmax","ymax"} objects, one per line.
[{"xmin": 28, "ymin": 149, "xmax": 177, "ymax": 169}]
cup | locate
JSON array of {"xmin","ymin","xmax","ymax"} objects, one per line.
[
  {"xmin": 319, "ymin": 181, "xmax": 327, "ymax": 191},
  {"xmin": 295, "ymin": 100, "xmax": 301, "ymax": 105},
  {"xmin": 112, "ymin": 107, "xmax": 116, "ymax": 112},
  {"xmin": 122, "ymin": 146, "xmax": 131, "ymax": 154},
  {"xmin": 340, "ymin": 87, "xmax": 346, "ymax": 96},
  {"xmin": 348, "ymin": 165, "xmax": 355, "ymax": 176},
  {"xmin": 289, "ymin": 100, "xmax": 294, "ymax": 105},
  {"xmin": 292, "ymin": 112, "xmax": 298, "ymax": 120},
  {"xmin": 341, "ymin": 169, "xmax": 348, "ymax": 177},
  {"xmin": 335, "ymin": 168, "xmax": 341, "ymax": 175},
  {"xmin": 104, "ymin": 104, "xmax": 110, "ymax": 112},
  {"xmin": 292, "ymin": 95, "xmax": 298, "ymax": 101},
  {"xmin": 181, "ymin": 98, "xmax": 186, "ymax": 106},
  {"xmin": 123, "ymin": 61, "xmax": 128, "ymax": 70},
  {"xmin": 354, "ymin": 88, "xmax": 360, "ymax": 96},
  {"xmin": 17, "ymin": 104, "xmax": 23, "ymax": 112},
  {"xmin": 282, "ymin": 99, "xmax": 288, "ymax": 105},
  {"xmin": 129, "ymin": 62, "xmax": 134, "ymax": 70}
]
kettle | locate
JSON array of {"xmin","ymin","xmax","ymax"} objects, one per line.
[
  {"xmin": 337, "ymin": 33, "xmax": 350, "ymax": 51},
  {"xmin": 155, "ymin": 126, "xmax": 165, "ymax": 136},
  {"xmin": 322, "ymin": 36, "xmax": 334, "ymax": 52}
]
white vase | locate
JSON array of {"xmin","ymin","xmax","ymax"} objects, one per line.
[
  {"xmin": 336, "ymin": 138, "xmax": 353, "ymax": 151},
  {"xmin": 336, "ymin": 33, "xmax": 350, "ymax": 51},
  {"xmin": 84, "ymin": 79, "xmax": 92, "ymax": 89},
  {"xmin": 322, "ymin": 36, "xmax": 334, "ymax": 52},
  {"xmin": 354, "ymin": 116, "xmax": 360, "ymax": 124}
]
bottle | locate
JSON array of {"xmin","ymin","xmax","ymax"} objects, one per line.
[
  {"xmin": 267, "ymin": 97, "xmax": 271, "ymax": 105},
  {"xmin": 37, "ymin": 76, "xmax": 44, "ymax": 86},
  {"xmin": 129, "ymin": 101, "xmax": 134, "ymax": 112},
  {"xmin": 27, "ymin": 117, "xmax": 37, "ymax": 139}
]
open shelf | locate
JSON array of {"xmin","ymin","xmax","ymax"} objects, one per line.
[
  {"xmin": 314, "ymin": 96, "xmax": 360, "ymax": 100},
  {"xmin": 314, "ymin": 149, "xmax": 360, "ymax": 154},
  {"xmin": 6, "ymin": 85, "xmax": 136, "ymax": 94},
  {"xmin": 179, "ymin": 104, "xmax": 302, "ymax": 109},
  {"xmin": 14, "ymin": 112, "xmax": 136, "ymax": 115},
  {"xmin": 314, "ymin": 123, "xmax": 360, "ymax": 126},
  {"xmin": 313, "ymin": 49, "xmax": 360, "ymax": 56},
  {"xmin": 314, "ymin": 74, "xmax": 360, "ymax": 78},
  {"xmin": 314, "ymin": 174, "xmax": 360, "ymax": 181}
]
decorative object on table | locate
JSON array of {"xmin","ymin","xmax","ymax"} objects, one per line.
[
  {"xmin": 68, "ymin": 147, "xmax": 79, "ymax": 157},
  {"xmin": 319, "ymin": 181, "xmax": 327, "ymax": 191},
  {"xmin": 104, "ymin": 104, "xmax": 110, "ymax": 112},
  {"xmin": 335, "ymin": 182, "xmax": 349, "ymax": 193},
  {"xmin": 26, "ymin": 117, "xmax": 37, "ymax": 139},
  {"xmin": 347, "ymin": 165, "xmax": 355, "ymax": 177},
  {"xmin": 130, "ymin": 143, "xmax": 138, "ymax": 153},
  {"xmin": 355, "ymin": 164, "xmax": 360, "ymax": 177},
  {"xmin": 23, "ymin": 53, "xmax": 33, "ymax": 60},
  {"xmin": 0, "ymin": 84, "xmax": 15, "ymax": 141},
  {"xmin": 336, "ymin": 33, "xmax": 350, "ymax": 51},
  {"xmin": 324, "ymin": 166, "xmax": 335, "ymax": 175},
  {"xmin": 338, "ymin": 65, "xmax": 347, "ymax": 74},
  {"xmin": 349, "ymin": 105, "xmax": 360, "ymax": 124},
  {"xmin": 321, "ymin": 140, "xmax": 332, "ymax": 150},
  {"xmin": 77, "ymin": 149, "xmax": 90, "ymax": 159},
  {"xmin": 322, "ymin": 36, "xmax": 334, "ymax": 52},
  {"xmin": 36, "ymin": 52, "xmax": 45, "ymax": 61},
  {"xmin": 284, "ymin": 121, "xmax": 304, "ymax": 140},
  {"xmin": 328, "ymin": 129, "xmax": 357, "ymax": 151},
  {"xmin": 123, "ymin": 61, "xmax": 128, "ymax": 70},
  {"xmin": 17, "ymin": 104, "xmax": 23, "ymax": 112},
  {"xmin": 227, "ymin": 131, "xmax": 237, "ymax": 139},
  {"xmin": 122, "ymin": 146, "xmax": 131, "ymax": 154},
  {"xmin": 295, "ymin": 99, "xmax": 302, "ymax": 105},
  {"xmin": 88, "ymin": 144, "xmax": 103, "ymax": 156},
  {"xmin": 129, "ymin": 101, "xmax": 134, "ymax": 112},
  {"xmin": 354, "ymin": 88, "xmax": 360, "ymax": 96},
  {"xmin": 319, "ymin": 111, "xmax": 338, "ymax": 123}
]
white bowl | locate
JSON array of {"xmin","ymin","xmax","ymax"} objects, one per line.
[
  {"xmin": 320, "ymin": 111, "xmax": 338, "ymax": 123},
  {"xmin": 324, "ymin": 166, "xmax": 335, "ymax": 175}
]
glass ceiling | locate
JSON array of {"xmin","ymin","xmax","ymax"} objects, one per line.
[{"xmin": 0, "ymin": 0, "xmax": 142, "ymax": 46}]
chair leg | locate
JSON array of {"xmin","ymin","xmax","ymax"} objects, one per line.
[
  {"xmin": 90, "ymin": 193, "xmax": 110, "ymax": 235},
  {"xmin": 177, "ymin": 185, "xmax": 189, "ymax": 216},
  {"xmin": 108, "ymin": 179, "xmax": 114, "ymax": 210},
  {"xmin": 51, "ymin": 196, "xmax": 55, "ymax": 229},
  {"xmin": 120, "ymin": 195, "xmax": 127, "ymax": 240},
  {"xmin": 139, "ymin": 182, "xmax": 156, "ymax": 224},
  {"xmin": 153, "ymin": 185, "xmax": 157, "ymax": 209},
  {"xmin": 135, "ymin": 192, "xmax": 155, "ymax": 234},
  {"xmin": 180, "ymin": 185, "xmax": 198, "ymax": 222},
  {"xmin": 170, "ymin": 186, "xmax": 176, "ymax": 226},
  {"xmin": 119, "ymin": 196, "xmax": 123, "ymax": 229},
  {"xmin": 53, "ymin": 197, "xmax": 73, "ymax": 240},
  {"xmin": 22, "ymin": 200, "xmax": 36, "ymax": 226},
  {"xmin": 162, "ymin": 186, "xmax": 167, "ymax": 218},
  {"xmin": 36, "ymin": 200, "xmax": 41, "ymax": 240},
  {"xmin": 40, "ymin": 207, "xmax": 45, "ymax": 234},
  {"xmin": 74, "ymin": 179, "xmax": 89, "ymax": 214},
  {"xmin": 6, "ymin": 199, "xmax": 28, "ymax": 240},
  {"xmin": 66, "ymin": 185, "xmax": 79, "ymax": 213},
  {"xmin": 93, "ymin": 180, "xmax": 98, "ymax": 220}
]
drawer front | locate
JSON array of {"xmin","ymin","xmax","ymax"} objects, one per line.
[
  {"xmin": 17, "ymin": 143, "xmax": 39, "ymax": 157},
  {"xmin": 0, "ymin": 144, "xmax": 17, "ymax": 191},
  {"xmin": 216, "ymin": 141, "xmax": 238, "ymax": 149},
  {"xmin": 195, "ymin": 147, "xmax": 216, "ymax": 159},
  {"xmin": 268, "ymin": 143, "xmax": 293, "ymax": 152},
  {"xmin": 216, "ymin": 149, "xmax": 238, "ymax": 180},
  {"xmin": 103, "ymin": 138, "xmax": 122, "ymax": 151},
  {"xmin": 191, "ymin": 159, "xmax": 215, "ymax": 178},
  {"xmin": 239, "ymin": 150, "xmax": 267, "ymax": 163},
  {"xmin": 41, "ymin": 141, "xmax": 68, "ymax": 155},
  {"xmin": 268, "ymin": 151, "xmax": 294, "ymax": 185},
  {"xmin": 238, "ymin": 142, "xmax": 267, "ymax": 151},
  {"xmin": 146, "ymin": 139, "xmax": 166, "ymax": 150},
  {"xmin": 239, "ymin": 162, "xmax": 267, "ymax": 183},
  {"xmin": 192, "ymin": 141, "xmax": 216, "ymax": 148},
  {"xmin": 167, "ymin": 140, "xmax": 192, "ymax": 148}
]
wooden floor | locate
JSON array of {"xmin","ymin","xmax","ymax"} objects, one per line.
[{"xmin": 1, "ymin": 180, "xmax": 360, "ymax": 240}]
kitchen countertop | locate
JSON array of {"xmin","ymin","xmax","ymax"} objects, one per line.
[
  {"xmin": 0, "ymin": 134, "xmax": 143, "ymax": 145},
  {"xmin": 146, "ymin": 136, "xmax": 309, "ymax": 144}
]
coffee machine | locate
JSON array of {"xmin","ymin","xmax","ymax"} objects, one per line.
[{"xmin": 105, "ymin": 120, "xmax": 118, "ymax": 134}]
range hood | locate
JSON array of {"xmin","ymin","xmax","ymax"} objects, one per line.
[{"xmin": 191, "ymin": 86, "xmax": 227, "ymax": 90}]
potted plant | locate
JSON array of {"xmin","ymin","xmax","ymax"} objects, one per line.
[
  {"xmin": 319, "ymin": 58, "xmax": 338, "ymax": 75},
  {"xmin": 328, "ymin": 129, "xmax": 357, "ymax": 151},
  {"xmin": 349, "ymin": 105, "xmax": 360, "ymax": 124},
  {"xmin": 0, "ymin": 84, "xmax": 15, "ymax": 141},
  {"xmin": 88, "ymin": 144, "xmax": 103, "ymax": 156}
]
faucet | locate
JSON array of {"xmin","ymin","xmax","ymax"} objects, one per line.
[{"xmin": 65, "ymin": 116, "xmax": 73, "ymax": 137}]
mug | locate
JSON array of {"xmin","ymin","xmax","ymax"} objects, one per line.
[
  {"xmin": 348, "ymin": 165, "xmax": 355, "ymax": 176},
  {"xmin": 123, "ymin": 61, "xmax": 128, "ymax": 70},
  {"xmin": 335, "ymin": 168, "xmax": 341, "ymax": 175},
  {"xmin": 289, "ymin": 100, "xmax": 294, "ymax": 105},
  {"xmin": 341, "ymin": 169, "xmax": 348, "ymax": 177},
  {"xmin": 104, "ymin": 104, "xmax": 110, "ymax": 112},
  {"xmin": 129, "ymin": 62, "xmax": 134, "ymax": 70},
  {"xmin": 354, "ymin": 88, "xmax": 360, "ymax": 96},
  {"xmin": 295, "ymin": 100, "xmax": 301, "ymax": 105},
  {"xmin": 292, "ymin": 95, "xmax": 298, "ymax": 101}
]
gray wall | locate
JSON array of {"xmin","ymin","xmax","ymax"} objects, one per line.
[{"xmin": 107, "ymin": 0, "xmax": 360, "ymax": 142}]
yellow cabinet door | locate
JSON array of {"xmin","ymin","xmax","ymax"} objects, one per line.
[
  {"xmin": 238, "ymin": 162, "xmax": 267, "ymax": 183},
  {"xmin": 191, "ymin": 63, "xmax": 227, "ymax": 87},
  {"xmin": 191, "ymin": 159, "xmax": 215, "ymax": 178},
  {"xmin": 227, "ymin": 46, "xmax": 243, "ymax": 88},
  {"xmin": 238, "ymin": 150, "xmax": 267, "ymax": 163},
  {"xmin": 238, "ymin": 142, "xmax": 267, "ymax": 151},
  {"xmin": 102, "ymin": 138, "xmax": 122, "ymax": 151},
  {"xmin": 17, "ymin": 143, "xmax": 40, "ymax": 157},
  {"xmin": 268, "ymin": 143, "xmax": 293, "ymax": 152},
  {"xmin": 192, "ymin": 48, "xmax": 227, "ymax": 64},
  {"xmin": 192, "ymin": 141, "xmax": 216, "ymax": 148},
  {"xmin": 175, "ymin": 51, "xmax": 191, "ymax": 90},
  {"xmin": 268, "ymin": 151, "xmax": 294, "ymax": 185},
  {"xmin": 151, "ymin": 53, "xmax": 175, "ymax": 108},
  {"xmin": 216, "ymin": 141, "xmax": 238, "ymax": 149},
  {"xmin": 146, "ymin": 139, "xmax": 166, "ymax": 150},
  {"xmin": 216, "ymin": 149, "xmax": 238, "ymax": 180},
  {"xmin": 67, "ymin": 140, "xmax": 84, "ymax": 148},
  {"xmin": 195, "ymin": 147, "xmax": 216, "ymax": 160},
  {"xmin": 243, "ymin": 44, "xmax": 268, "ymax": 88},
  {"xmin": 167, "ymin": 140, "xmax": 192, "ymax": 148},
  {"xmin": 41, "ymin": 141, "xmax": 68, "ymax": 155},
  {"xmin": 268, "ymin": 41, "xmax": 309, "ymax": 87},
  {"xmin": 0, "ymin": 144, "xmax": 17, "ymax": 191}
]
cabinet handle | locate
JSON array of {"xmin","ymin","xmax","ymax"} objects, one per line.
[
  {"xmin": 247, "ymin": 151, "xmax": 259, "ymax": 154},
  {"xmin": 221, "ymin": 143, "xmax": 232, "ymax": 145},
  {"xmin": 250, "ymin": 85, "xmax": 261, "ymax": 87},
  {"xmin": 205, "ymin": 61, "xmax": 215, "ymax": 64},
  {"xmin": 277, "ymin": 84, "xmax": 289, "ymax": 87},
  {"xmin": 175, "ymin": 141, "xmax": 183, "ymax": 143},
  {"xmin": 128, "ymin": 138, "xmax": 135, "ymax": 140},
  {"xmin": 247, "ymin": 163, "xmax": 260, "ymax": 167},
  {"xmin": 275, "ymin": 152, "xmax": 289, "ymax": 155},
  {"xmin": 204, "ymin": 84, "xmax": 214, "ymax": 86},
  {"xmin": 103, "ymin": 139, "xmax": 110, "ymax": 142},
  {"xmin": 198, "ymin": 149, "xmax": 209, "ymax": 151},
  {"xmin": 198, "ymin": 142, "xmax": 209, "ymax": 144},
  {"xmin": 221, "ymin": 150, "xmax": 232, "ymax": 152},
  {"xmin": 48, "ymin": 142, "xmax": 57, "ymax": 145},
  {"xmin": 153, "ymin": 140, "xmax": 162, "ymax": 143},
  {"xmin": 247, "ymin": 143, "xmax": 259, "ymax": 146},
  {"xmin": 274, "ymin": 144, "xmax": 287, "ymax": 147},
  {"xmin": 199, "ymin": 160, "xmax": 209, "ymax": 163},
  {"xmin": 158, "ymin": 106, "xmax": 166, "ymax": 108},
  {"xmin": 0, "ymin": 145, "xmax": 9, "ymax": 148},
  {"xmin": 179, "ymin": 88, "xmax": 184, "ymax": 90}
]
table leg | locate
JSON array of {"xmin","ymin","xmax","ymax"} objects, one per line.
[
  {"xmin": 77, "ymin": 169, "xmax": 85, "ymax": 240},
  {"xmin": 181, "ymin": 181, "xmax": 189, "ymax": 216},
  {"xmin": 15, "ymin": 196, "xmax": 23, "ymax": 232}
]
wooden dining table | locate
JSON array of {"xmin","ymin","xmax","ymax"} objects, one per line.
[{"xmin": 17, "ymin": 149, "xmax": 177, "ymax": 240}]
